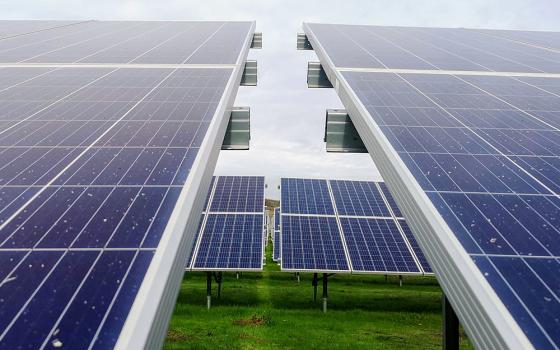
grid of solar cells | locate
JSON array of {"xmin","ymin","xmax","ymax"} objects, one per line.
[
  {"xmin": 193, "ymin": 214, "xmax": 262, "ymax": 270},
  {"xmin": 307, "ymin": 23, "xmax": 560, "ymax": 73},
  {"xmin": 210, "ymin": 176, "xmax": 265, "ymax": 212},
  {"xmin": 273, "ymin": 230, "xmax": 280, "ymax": 262},
  {"xmin": 340, "ymin": 217, "xmax": 419, "ymax": 273},
  {"xmin": 274, "ymin": 207, "xmax": 280, "ymax": 231},
  {"xmin": 306, "ymin": 23, "xmax": 560, "ymax": 348},
  {"xmin": 0, "ymin": 20, "xmax": 253, "ymax": 349},
  {"xmin": 281, "ymin": 215, "xmax": 349, "ymax": 271},
  {"xmin": 378, "ymin": 182, "xmax": 403, "ymax": 218},
  {"xmin": 397, "ymin": 220, "xmax": 432, "ymax": 273},
  {"xmin": 0, "ymin": 21, "xmax": 251, "ymax": 64},
  {"xmin": 0, "ymin": 20, "xmax": 81, "ymax": 39},
  {"xmin": 280, "ymin": 178, "xmax": 334, "ymax": 215},
  {"xmin": 191, "ymin": 176, "xmax": 264, "ymax": 270},
  {"xmin": 330, "ymin": 179, "xmax": 390, "ymax": 217}
]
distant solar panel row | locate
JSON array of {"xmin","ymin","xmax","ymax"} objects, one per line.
[
  {"xmin": 190, "ymin": 176, "xmax": 265, "ymax": 271},
  {"xmin": 0, "ymin": 20, "xmax": 255, "ymax": 349},
  {"xmin": 280, "ymin": 178, "xmax": 431, "ymax": 274},
  {"xmin": 305, "ymin": 22, "xmax": 560, "ymax": 349},
  {"xmin": 272, "ymin": 207, "xmax": 280, "ymax": 261}
]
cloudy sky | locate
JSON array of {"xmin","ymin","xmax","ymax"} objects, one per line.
[{"xmin": 5, "ymin": 0, "xmax": 560, "ymax": 198}]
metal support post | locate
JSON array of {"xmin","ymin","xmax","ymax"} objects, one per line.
[
  {"xmin": 442, "ymin": 293, "xmax": 460, "ymax": 350},
  {"xmin": 399, "ymin": 275, "xmax": 403, "ymax": 287},
  {"xmin": 312, "ymin": 273, "xmax": 318, "ymax": 301},
  {"xmin": 322, "ymin": 273, "xmax": 328, "ymax": 313},
  {"xmin": 206, "ymin": 272, "xmax": 212, "ymax": 309}
]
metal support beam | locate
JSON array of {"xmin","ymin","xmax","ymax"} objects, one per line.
[
  {"xmin": 399, "ymin": 275, "xmax": 403, "ymax": 287},
  {"xmin": 312, "ymin": 273, "xmax": 318, "ymax": 301},
  {"xmin": 251, "ymin": 32, "xmax": 262, "ymax": 49},
  {"xmin": 443, "ymin": 294, "xmax": 460, "ymax": 350},
  {"xmin": 240, "ymin": 60, "xmax": 257, "ymax": 86},
  {"xmin": 206, "ymin": 272, "xmax": 212, "ymax": 309},
  {"xmin": 297, "ymin": 33, "xmax": 313, "ymax": 50},
  {"xmin": 307, "ymin": 62, "xmax": 332, "ymax": 88},
  {"xmin": 324, "ymin": 109, "xmax": 367, "ymax": 153},
  {"xmin": 322, "ymin": 273, "xmax": 328, "ymax": 313},
  {"xmin": 221, "ymin": 107, "xmax": 250, "ymax": 150}
]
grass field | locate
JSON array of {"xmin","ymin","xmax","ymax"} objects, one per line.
[{"xmin": 165, "ymin": 239, "xmax": 472, "ymax": 349}]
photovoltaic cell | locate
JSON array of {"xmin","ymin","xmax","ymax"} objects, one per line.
[
  {"xmin": 307, "ymin": 23, "xmax": 560, "ymax": 73},
  {"xmin": 190, "ymin": 176, "xmax": 265, "ymax": 270},
  {"xmin": 280, "ymin": 178, "xmax": 334, "ymax": 215},
  {"xmin": 273, "ymin": 231, "xmax": 280, "ymax": 262},
  {"xmin": 330, "ymin": 179, "xmax": 390, "ymax": 217},
  {"xmin": 306, "ymin": 22, "xmax": 560, "ymax": 348},
  {"xmin": 281, "ymin": 215, "xmax": 349, "ymax": 272},
  {"xmin": 340, "ymin": 217, "xmax": 419, "ymax": 273},
  {"xmin": 280, "ymin": 178, "xmax": 429, "ymax": 274},
  {"xmin": 274, "ymin": 207, "xmax": 280, "ymax": 231},
  {"xmin": 0, "ymin": 20, "xmax": 253, "ymax": 348},
  {"xmin": 193, "ymin": 214, "xmax": 263, "ymax": 270}
]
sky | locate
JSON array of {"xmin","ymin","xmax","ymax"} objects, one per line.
[{"xmin": 4, "ymin": 0, "xmax": 560, "ymax": 198}]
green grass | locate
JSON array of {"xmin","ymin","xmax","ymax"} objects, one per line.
[{"xmin": 165, "ymin": 241, "xmax": 472, "ymax": 350}]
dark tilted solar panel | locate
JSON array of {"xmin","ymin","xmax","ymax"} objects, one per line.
[
  {"xmin": 274, "ymin": 207, "xmax": 280, "ymax": 231},
  {"xmin": 210, "ymin": 176, "xmax": 264, "ymax": 213},
  {"xmin": 305, "ymin": 22, "xmax": 560, "ymax": 348},
  {"xmin": 0, "ymin": 20, "xmax": 253, "ymax": 349},
  {"xmin": 190, "ymin": 176, "xmax": 264, "ymax": 270},
  {"xmin": 280, "ymin": 178, "xmax": 334, "ymax": 215},
  {"xmin": 330, "ymin": 179, "xmax": 390, "ymax": 217},
  {"xmin": 0, "ymin": 21, "xmax": 252, "ymax": 64},
  {"xmin": 192, "ymin": 214, "xmax": 263, "ymax": 270},
  {"xmin": 307, "ymin": 23, "xmax": 560, "ymax": 73},
  {"xmin": 340, "ymin": 217, "xmax": 420, "ymax": 273},
  {"xmin": 397, "ymin": 219, "xmax": 432, "ymax": 273},
  {"xmin": 273, "ymin": 230, "xmax": 280, "ymax": 262},
  {"xmin": 281, "ymin": 215, "xmax": 349, "ymax": 272}
]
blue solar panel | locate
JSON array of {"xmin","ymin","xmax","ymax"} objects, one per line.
[
  {"xmin": 340, "ymin": 218, "xmax": 419, "ymax": 273},
  {"xmin": 307, "ymin": 24, "xmax": 560, "ymax": 73},
  {"xmin": 280, "ymin": 178, "xmax": 334, "ymax": 215},
  {"xmin": 330, "ymin": 180, "xmax": 390, "ymax": 217},
  {"xmin": 273, "ymin": 230, "xmax": 280, "ymax": 262},
  {"xmin": 0, "ymin": 20, "xmax": 254, "ymax": 349},
  {"xmin": 378, "ymin": 182, "xmax": 403, "ymax": 218},
  {"xmin": 192, "ymin": 214, "xmax": 263, "ymax": 270},
  {"xmin": 190, "ymin": 176, "xmax": 265, "ymax": 270},
  {"xmin": 281, "ymin": 215, "xmax": 349, "ymax": 272},
  {"xmin": 274, "ymin": 207, "xmax": 280, "ymax": 231},
  {"xmin": 306, "ymin": 22, "xmax": 560, "ymax": 348},
  {"xmin": 397, "ymin": 219, "xmax": 432, "ymax": 273},
  {"xmin": 210, "ymin": 176, "xmax": 264, "ymax": 212}
]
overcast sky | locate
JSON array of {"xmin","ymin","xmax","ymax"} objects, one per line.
[{"xmin": 5, "ymin": 0, "xmax": 560, "ymax": 198}]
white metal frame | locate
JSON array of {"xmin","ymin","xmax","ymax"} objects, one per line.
[
  {"xmin": 303, "ymin": 22, "xmax": 533, "ymax": 350},
  {"xmin": 115, "ymin": 21, "xmax": 256, "ymax": 350}
]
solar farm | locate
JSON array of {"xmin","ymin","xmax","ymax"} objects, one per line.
[{"xmin": 0, "ymin": 19, "xmax": 559, "ymax": 350}]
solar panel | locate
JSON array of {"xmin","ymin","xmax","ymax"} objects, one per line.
[
  {"xmin": 340, "ymin": 217, "xmax": 419, "ymax": 273},
  {"xmin": 0, "ymin": 20, "xmax": 82, "ymax": 39},
  {"xmin": 280, "ymin": 178, "xmax": 334, "ymax": 215},
  {"xmin": 190, "ymin": 176, "xmax": 264, "ymax": 271},
  {"xmin": 273, "ymin": 230, "xmax": 280, "ymax": 262},
  {"xmin": 274, "ymin": 207, "xmax": 280, "ymax": 231},
  {"xmin": 307, "ymin": 23, "xmax": 560, "ymax": 73},
  {"xmin": 0, "ymin": 20, "xmax": 255, "ymax": 349},
  {"xmin": 305, "ymin": 22, "xmax": 560, "ymax": 349},
  {"xmin": 280, "ymin": 178, "xmax": 430, "ymax": 274}
]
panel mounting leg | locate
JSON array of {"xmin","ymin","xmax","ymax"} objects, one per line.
[
  {"xmin": 322, "ymin": 273, "xmax": 328, "ymax": 313},
  {"xmin": 312, "ymin": 273, "xmax": 318, "ymax": 301},
  {"xmin": 236, "ymin": 272, "xmax": 239, "ymax": 279},
  {"xmin": 214, "ymin": 272, "xmax": 223, "ymax": 298},
  {"xmin": 384, "ymin": 274, "xmax": 388, "ymax": 283},
  {"xmin": 296, "ymin": 272, "xmax": 300, "ymax": 284},
  {"xmin": 442, "ymin": 293, "xmax": 460, "ymax": 350},
  {"xmin": 206, "ymin": 272, "xmax": 212, "ymax": 309},
  {"xmin": 399, "ymin": 275, "xmax": 403, "ymax": 287}
]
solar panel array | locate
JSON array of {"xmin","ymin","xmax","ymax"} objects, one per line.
[
  {"xmin": 0, "ymin": 20, "xmax": 255, "ymax": 349},
  {"xmin": 190, "ymin": 176, "xmax": 265, "ymax": 271},
  {"xmin": 305, "ymin": 22, "xmax": 560, "ymax": 349},
  {"xmin": 273, "ymin": 207, "xmax": 280, "ymax": 261},
  {"xmin": 280, "ymin": 178, "xmax": 432, "ymax": 274}
]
